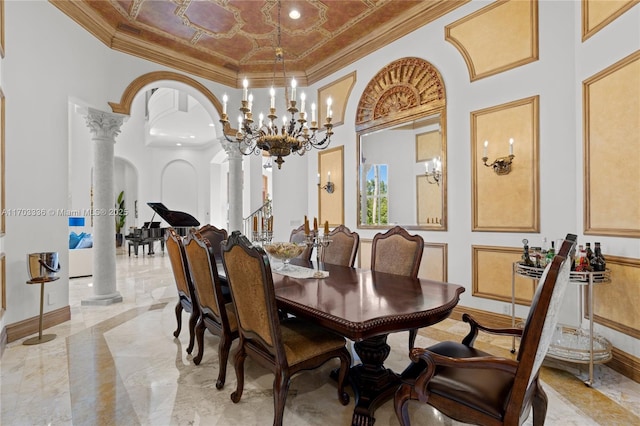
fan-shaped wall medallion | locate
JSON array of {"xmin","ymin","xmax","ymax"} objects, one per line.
[{"xmin": 356, "ymin": 57, "xmax": 445, "ymax": 133}]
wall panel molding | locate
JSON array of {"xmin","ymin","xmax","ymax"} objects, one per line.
[{"xmin": 445, "ymin": 0, "xmax": 538, "ymax": 81}]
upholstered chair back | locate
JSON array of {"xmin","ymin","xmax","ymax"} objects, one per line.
[
  {"xmin": 289, "ymin": 225, "xmax": 314, "ymax": 261},
  {"xmin": 222, "ymin": 233, "xmax": 281, "ymax": 354},
  {"xmin": 322, "ymin": 225, "xmax": 359, "ymax": 267},
  {"xmin": 197, "ymin": 224, "xmax": 228, "ymax": 262},
  {"xmin": 184, "ymin": 231, "xmax": 224, "ymax": 319},
  {"xmin": 371, "ymin": 226, "xmax": 423, "ymax": 277},
  {"xmin": 166, "ymin": 228, "xmax": 192, "ymax": 298}
]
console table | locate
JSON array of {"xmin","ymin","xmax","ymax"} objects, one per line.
[{"xmin": 511, "ymin": 262, "xmax": 611, "ymax": 386}]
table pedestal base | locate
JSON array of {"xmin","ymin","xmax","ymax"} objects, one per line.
[
  {"xmin": 23, "ymin": 278, "xmax": 58, "ymax": 346},
  {"xmin": 349, "ymin": 334, "xmax": 400, "ymax": 426}
]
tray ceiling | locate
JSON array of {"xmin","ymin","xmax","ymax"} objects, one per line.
[{"xmin": 52, "ymin": 0, "xmax": 468, "ymax": 87}]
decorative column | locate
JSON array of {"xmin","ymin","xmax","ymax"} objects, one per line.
[
  {"xmin": 82, "ymin": 108, "xmax": 126, "ymax": 305},
  {"xmin": 221, "ymin": 140, "xmax": 244, "ymax": 232}
]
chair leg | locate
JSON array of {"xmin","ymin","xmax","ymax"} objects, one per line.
[
  {"xmin": 336, "ymin": 350, "xmax": 351, "ymax": 405},
  {"xmin": 231, "ymin": 345, "xmax": 246, "ymax": 403},
  {"xmin": 193, "ymin": 318, "xmax": 206, "ymax": 365},
  {"xmin": 532, "ymin": 380, "xmax": 548, "ymax": 426},
  {"xmin": 394, "ymin": 383, "xmax": 413, "ymax": 426},
  {"xmin": 173, "ymin": 301, "xmax": 183, "ymax": 338},
  {"xmin": 186, "ymin": 311, "xmax": 198, "ymax": 354},
  {"xmin": 273, "ymin": 371, "xmax": 290, "ymax": 426},
  {"xmin": 216, "ymin": 334, "xmax": 232, "ymax": 390},
  {"xmin": 408, "ymin": 328, "xmax": 418, "ymax": 351}
]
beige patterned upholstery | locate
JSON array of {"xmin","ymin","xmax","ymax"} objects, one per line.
[
  {"xmin": 222, "ymin": 231, "xmax": 351, "ymax": 426},
  {"xmin": 184, "ymin": 230, "xmax": 238, "ymax": 389},
  {"xmin": 321, "ymin": 225, "xmax": 359, "ymax": 267},
  {"xmin": 371, "ymin": 226, "xmax": 424, "ymax": 350},
  {"xmin": 395, "ymin": 234, "xmax": 577, "ymax": 426},
  {"xmin": 165, "ymin": 228, "xmax": 198, "ymax": 354},
  {"xmin": 289, "ymin": 225, "xmax": 314, "ymax": 261}
]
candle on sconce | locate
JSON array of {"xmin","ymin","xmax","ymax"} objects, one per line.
[
  {"xmin": 242, "ymin": 78, "xmax": 248, "ymax": 101},
  {"xmin": 248, "ymin": 93, "xmax": 253, "ymax": 112},
  {"xmin": 317, "ymin": 173, "xmax": 320, "ymax": 185},
  {"xmin": 326, "ymin": 97, "xmax": 333, "ymax": 119},
  {"xmin": 290, "ymin": 78, "xmax": 297, "ymax": 102},
  {"xmin": 324, "ymin": 220, "xmax": 329, "ymax": 235},
  {"xmin": 509, "ymin": 138, "xmax": 514, "ymax": 155},
  {"xmin": 222, "ymin": 94, "xmax": 228, "ymax": 115},
  {"xmin": 270, "ymin": 87, "xmax": 275, "ymax": 109},
  {"xmin": 311, "ymin": 103, "xmax": 316, "ymax": 122},
  {"xmin": 327, "ymin": 171, "xmax": 331, "ymax": 183},
  {"xmin": 483, "ymin": 140, "xmax": 488, "ymax": 157},
  {"xmin": 300, "ymin": 92, "xmax": 306, "ymax": 114},
  {"xmin": 258, "ymin": 113, "xmax": 264, "ymax": 128},
  {"xmin": 238, "ymin": 115, "xmax": 243, "ymax": 129}
]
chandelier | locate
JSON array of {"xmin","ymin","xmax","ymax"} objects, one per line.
[{"xmin": 219, "ymin": 1, "xmax": 333, "ymax": 169}]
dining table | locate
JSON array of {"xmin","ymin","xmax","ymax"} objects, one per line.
[{"xmin": 268, "ymin": 259, "xmax": 466, "ymax": 426}]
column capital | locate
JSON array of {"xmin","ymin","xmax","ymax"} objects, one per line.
[
  {"xmin": 84, "ymin": 108, "xmax": 126, "ymax": 140},
  {"xmin": 220, "ymin": 140, "xmax": 245, "ymax": 161}
]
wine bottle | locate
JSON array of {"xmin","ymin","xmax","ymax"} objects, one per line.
[{"xmin": 591, "ymin": 242, "xmax": 606, "ymax": 272}]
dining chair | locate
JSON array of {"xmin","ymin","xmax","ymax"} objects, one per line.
[
  {"xmin": 394, "ymin": 234, "xmax": 576, "ymax": 426},
  {"xmin": 183, "ymin": 230, "xmax": 238, "ymax": 389},
  {"xmin": 371, "ymin": 225, "xmax": 424, "ymax": 350},
  {"xmin": 321, "ymin": 224, "xmax": 359, "ymax": 267},
  {"xmin": 165, "ymin": 227, "xmax": 199, "ymax": 354},
  {"xmin": 289, "ymin": 224, "xmax": 314, "ymax": 261},
  {"xmin": 221, "ymin": 231, "xmax": 351, "ymax": 426},
  {"xmin": 196, "ymin": 224, "xmax": 230, "ymax": 301}
]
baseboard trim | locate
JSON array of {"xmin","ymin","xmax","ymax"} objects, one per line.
[
  {"xmin": 0, "ymin": 326, "xmax": 7, "ymax": 357},
  {"xmin": 5, "ymin": 305, "xmax": 71, "ymax": 343},
  {"xmin": 451, "ymin": 305, "xmax": 639, "ymax": 384}
]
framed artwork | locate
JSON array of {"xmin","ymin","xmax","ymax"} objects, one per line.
[{"xmin": 318, "ymin": 71, "xmax": 356, "ymax": 128}]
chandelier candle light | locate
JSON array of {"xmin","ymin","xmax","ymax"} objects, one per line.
[{"xmin": 219, "ymin": 1, "xmax": 334, "ymax": 169}]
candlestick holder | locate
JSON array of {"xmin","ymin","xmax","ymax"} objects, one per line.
[
  {"xmin": 252, "ymin": 230, "xmax": 273, "ymax": 246},
  {"xmin": 305, "ymin": 233, "xmax": 332, "ymax": 278}
]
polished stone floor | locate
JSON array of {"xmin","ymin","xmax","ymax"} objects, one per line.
[{"xmin": 1, "ymin": 250, "xmax": 639, "ymax": 425}]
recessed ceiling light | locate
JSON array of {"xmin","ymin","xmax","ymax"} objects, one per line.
[
  {"xmin": 289, "ymin": 9, "xmax": 300, "ymax": 20},
  {"xmin": 176, "ymin": 143, "xmax": 182, "ymax": 146}
]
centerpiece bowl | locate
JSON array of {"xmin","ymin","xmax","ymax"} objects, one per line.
[{"xmin": 263, "ymin": 242, "xmax": 306, "ymax": 271}]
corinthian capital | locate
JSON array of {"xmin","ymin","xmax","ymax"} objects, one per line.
[{"xmin": 85, "ymin": 108, "xmax": 126, "ymax": 140}]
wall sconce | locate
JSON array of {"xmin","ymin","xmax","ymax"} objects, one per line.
[
  {"xmin": 482, "ymin": 138, "xmax": 515, "ymax": 175},
  {"xmin": 424, "ymin": 157, "xmax": 442, "ymax": 185},
  {"xmin": 317, "ymin": 172, "xmax": 335, "ymax": 194}
]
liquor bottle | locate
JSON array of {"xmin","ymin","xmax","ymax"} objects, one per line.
[
  {"xmin": 532, "ymin": 247, "xmax": 542, "ymax": 268},
  {"xmin": 591, "ymin": 242, "xmax": 606, "ymax": 272},
  {"xmin": 585, "ymin": 242, "xmax": 594, "ymax": 263},
  {"xmin": 576, "ymin": 246, "xmax": 592, "ymax": 272},
  {"xmin": 545, "ymin": 240, "xmax": 556, "ymax": 266},
  {"xmin": 520, "ymin": 239, "xmax": 534, "ymax": 267}
]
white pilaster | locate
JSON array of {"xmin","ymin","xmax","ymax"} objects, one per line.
[
  {"xmin": 222, "ymin": 140, "xmax": 244, "ymax": 232},
  {"xmin": 83, "ymin": 108, "xmax": 125, "ymax": 305}
]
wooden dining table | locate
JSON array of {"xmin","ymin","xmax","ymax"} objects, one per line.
[{"xmin": 269, "ymin": 259, "xmax": 466, "ymax": 426}]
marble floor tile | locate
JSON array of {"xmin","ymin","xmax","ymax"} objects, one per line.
[{"xmin": 1, "ymin": 251, "xmax": 639, "ymax": 425}]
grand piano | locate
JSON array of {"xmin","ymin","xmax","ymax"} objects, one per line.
[{"xmin": 125, "ymin": 202, "xmax": 200, "ymax": 256}]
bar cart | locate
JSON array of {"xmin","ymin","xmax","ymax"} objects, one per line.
[{"xmin": 511, "ymin": 262, "xmax": 612, "ymax": 386}]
